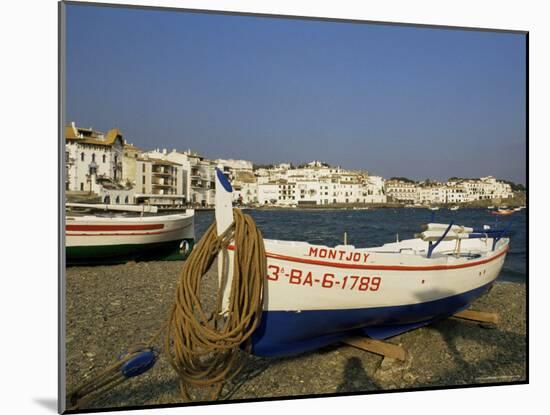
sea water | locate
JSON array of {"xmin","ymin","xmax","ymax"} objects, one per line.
[{"xmin": 194, "ymin": 208, "xmax": 526, "ymax": 283}]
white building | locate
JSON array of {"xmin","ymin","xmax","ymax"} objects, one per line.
[
  {"xmin": 454, "ymin": 176, "xmax": 513, "ymax": 201},
  {"xmin": 232, "ymin": 171, "xmax": 258, "ymax": 205},
  {"xmin": 294, "ymin": 179, "xmax": 322, "ymax": 205},
  {"xmin": 144, "ymin": 149, "xmax": 218, "ymax": 207},
  {"xmin": 258, "ymin": 182, "xmax": 279, "ymax": 205},
  {"xmin": 122, "ymin": 143, "xmax": 142, "ymax": 186},
  {"xmin": 216, "ymin": 159, "xmax": 253, "ymax": 177},
  {"xmin": 364, "ymin": 175, "xmax": 386, "ymax": 203},
  {"xmin": 385, "ymin": 179, "xmax": 418, "ymax": 203},
  {"xmin": 388, "ymin": 175, "xmax": 514, "ymax": 205},
  {"xmin": 65, "ymin": 122, "xmax": 124, "ymax": 192},
  {"xmin": 252, "ymin": 163, "xmax": 387, "ymax": 206}
]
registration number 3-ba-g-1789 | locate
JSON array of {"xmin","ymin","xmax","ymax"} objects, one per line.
[{"xmin": 267, "ymin": 265, "xmax": 381, "ymax": 292}]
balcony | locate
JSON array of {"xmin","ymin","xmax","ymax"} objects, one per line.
[{"xmin": 152, "ymin": 182, "xmax": 175, "ymax": 188}]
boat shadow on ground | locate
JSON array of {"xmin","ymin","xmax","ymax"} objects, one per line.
[
  {"xmin": 397, "ymin": 286, "xmax": 526, "ymax": 388},
  {"xmin": 421, "ymin": 318, "xmax": 526, "ymax": 386},
  {"xmin": 335, "ymin": 357, "xmax": 381, "ymax": 392}
]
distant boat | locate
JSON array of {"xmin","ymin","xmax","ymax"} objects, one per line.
[
  {"xmin": 429, "ymin": 206, "xmax": 440, "ymax": 211},
  {"xmin": 487, "ymin": 206, "xmax": 495, "ymax": 209},
  {"xmin": 65, "ymin": 203, "xmax": 195, "ymax": 265},
  {"xmin": 490, "ymin": 208, "xmax": 514, "ymax": 216},
  {"xmin": 513, "ymin": 207, "xmax": 522, "ymax": 212},
  {"xmin": 450, "ymin": 206, "xmax": 459, "ymax": 211}
]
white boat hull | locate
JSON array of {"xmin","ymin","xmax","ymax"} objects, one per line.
[
  {"xmin": 223, "ymin": 235, "xmax": 508, "ymax": 356},
  {"xmin": 66, "ymin": 211, "xmax": 195, "ymax": 264}
]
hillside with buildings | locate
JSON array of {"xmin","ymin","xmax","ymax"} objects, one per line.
[{"xmin": 65, "ymin": 123, "xmax": 519, "ymax": 208}]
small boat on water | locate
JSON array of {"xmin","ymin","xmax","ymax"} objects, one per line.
[
  {"xmin": 450, "ymin": 206, "xmax": 459, "ymax": 211},
  {"xmin": 214, "ymin": 170, "xmax": 511, "ymax": 357},
  {"xmin": 490, "ymin": 208, "xmax": 515, "ymax": 216},
  {"xmin": 65, "ymin": 203, "xmax": 195, "ymax": 265},
  {"xmin": 429, "ymin": 206, "xmax": 439, "ymax": 211},
  {"xmin": 487, "ymin": 206, "xmax": 495, "ymax": 209}
]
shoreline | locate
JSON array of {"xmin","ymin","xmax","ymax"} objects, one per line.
[
  {"xmin": 192, "ymin": 199, "xmax": 527, "ymax": 211},
  {"xmin": 192, "ymin": 204, "xmax": 527, "ymax": 212}
]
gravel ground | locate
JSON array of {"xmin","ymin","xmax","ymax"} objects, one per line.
[{"xmin": 65, "ymin": 260, "xmax": 526, "ymax": 411}]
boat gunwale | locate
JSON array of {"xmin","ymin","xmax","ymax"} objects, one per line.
[
  {"xmin": 65, "ymin": 212, "xmax": 194, "ymax": 223},
  {"xmin": 227, "ymin": 242, "xmax": 509, "ymax": 271}
]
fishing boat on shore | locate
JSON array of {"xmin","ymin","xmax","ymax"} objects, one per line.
[
  {"xmin": 214, "ymin": 169, "xmax": 511, "ymax": 357},
  {"xmin": 65, "ymin": 203, "xmax": 195, "ymax": 265}
]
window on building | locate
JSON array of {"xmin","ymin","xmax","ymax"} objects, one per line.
[
  {"xmin": 142, "ymin": 176, "xmax": 146, "ymax": 184},
  {"xmin": 102, "ymin": 154, "xmax": 106, "ymax": 163},
  {"xmin": 92, "ymin": 153, "xmax": 95, "ymax": 162},
  {"xmin": 80, "ymin": 152, "xmax": 84, "ymax": 161},
  {"xmin": 124, "ymin": 196, "xmax": 129, "ymax": 204},
  {"xmin": 80, "ymin": 182, "xmax": 84, "ymax": 191},
  {"xmin": 115, "ymin": 196, "xmax": 120, "ymax": 204},
  {"xmin": 142, "ymin": 164, "xmax": 145, "ymax": 173}
]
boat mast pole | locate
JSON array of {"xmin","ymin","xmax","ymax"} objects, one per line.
[{"xmin": 215, "ymin": 168, "xmax": 235, "ymax": 313}]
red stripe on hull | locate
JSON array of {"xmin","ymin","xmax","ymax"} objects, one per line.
[
  {"xmin": 227, "ymin": 245, "xmax": 508, "ymax": 271},
  {"xmin": 66, "ymin": 223, "xmax": 164, "ymax": 231},
  {"xmin": 66, "ymin": 224, "xmax": 191, "ymax": 237}
]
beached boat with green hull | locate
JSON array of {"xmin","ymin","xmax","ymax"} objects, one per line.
[{"xmin": 65, "ymin": 203, "xmax": 195, "ymax": 265}]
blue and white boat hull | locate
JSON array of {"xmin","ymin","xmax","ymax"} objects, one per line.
[{"xmin": 225, "ymin": 237, "xmax": 507, "ymax": 357}]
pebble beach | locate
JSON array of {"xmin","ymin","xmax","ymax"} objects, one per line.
[{"xmin": 65, "ymin": 260, "xmax": 527, "ymax": 411}]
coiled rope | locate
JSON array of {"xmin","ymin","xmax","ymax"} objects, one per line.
[
  {"xmin": 68, "ymin": 208, "xmax": 266, "ymax": 408},
  {"xmin": 164, "ymin": 208, "xmax": 266, "ymax": 399}
]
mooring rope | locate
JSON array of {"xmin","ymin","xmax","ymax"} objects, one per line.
[{"xmin": 68, "ymin": 208, "xmax": 267, "ymax": 408}]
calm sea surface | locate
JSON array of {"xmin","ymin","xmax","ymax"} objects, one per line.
[{"xmin": 194, "ymin": 208, "xmax": 527, "ymax": 283}]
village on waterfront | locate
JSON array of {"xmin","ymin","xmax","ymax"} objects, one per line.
[{"xmin": 65, "ymin": 121, "xmax": 525, "ymax": 210}]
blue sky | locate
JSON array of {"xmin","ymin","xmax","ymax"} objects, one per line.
[{"xmin": 65, "ymin": 4, "xmax": 526, "ymax": 184}]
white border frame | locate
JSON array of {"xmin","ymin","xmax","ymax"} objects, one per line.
[{"xmin": 3, "ymin": 1, "xmax": 543, "ymax": 414}]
